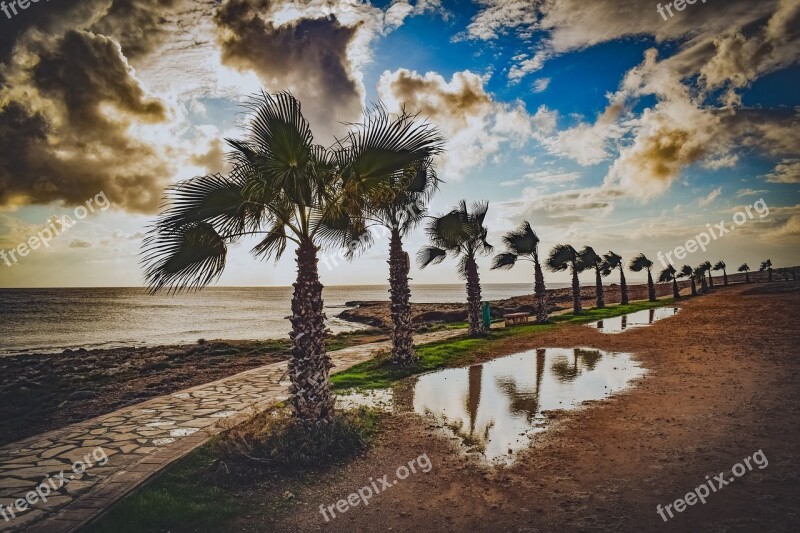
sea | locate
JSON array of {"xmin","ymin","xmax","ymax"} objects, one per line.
[{"xmin": 0, "ymin": 284, "xmax": 568, "ymax": 356}]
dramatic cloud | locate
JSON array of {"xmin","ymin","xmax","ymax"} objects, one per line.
[
  {"xmin": 763, "ymin": 159, "xmax": 800, "ymax": 184},
  {"xmin": 377, "ymin": 68, "xmax": 556, "ymax": 181}
]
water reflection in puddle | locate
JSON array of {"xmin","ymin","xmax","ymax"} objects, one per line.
[
  {"xmin": 338, "ymin": 347, "xmax": 644, "ymax": 465},
  {"xmin": 590, "ymin": 307, "xmax": 678, "ymax": 334}
]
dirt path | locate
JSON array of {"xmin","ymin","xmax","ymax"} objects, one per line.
[{"xmin": 261, "ymin": 283, "xmax": 799, "ymax": 532}]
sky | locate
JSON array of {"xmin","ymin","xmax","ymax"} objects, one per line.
[{"xmin": 0, "ymin": 0, "xmax": 798, "ymax": 289}]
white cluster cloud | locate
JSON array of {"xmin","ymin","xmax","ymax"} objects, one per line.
[{"xmin": 377, "ymin": 68, "xmax": 556, "ymax": 182}]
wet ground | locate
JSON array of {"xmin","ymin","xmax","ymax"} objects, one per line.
[
  {"xmin": 589, "ymin": 306, "xmax": 679, "ymax": 334},
  {"xmin": 246, "ymin": 282, "xmax": 800, "ymax": 532}
]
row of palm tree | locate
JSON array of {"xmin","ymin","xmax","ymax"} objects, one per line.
[{"xmin": 141, "ymin": 92, "xmax": 791, "ymax": 425}]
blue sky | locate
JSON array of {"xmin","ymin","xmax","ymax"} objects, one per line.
[{"xmin": 0, "ymin": 0, "xmax": 798, "ymax": 288}]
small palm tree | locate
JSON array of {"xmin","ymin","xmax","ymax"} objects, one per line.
[
  {"xmin": 658, "ymin": 265, "xmax": 680, "ymax": 299},
  {"xmin": 738, "ymin": 263, "xmax": 750, "ymax": 283},
  {"xmin": 142, "ymin": 92, "xmax": 441, "ymax": 422},
  {"xmin": 679, "ymin": 264, "xmax": 696, "ymax": 296},
  {"xmin": 601, "ymin": 251, "xmax": 628, "ymax": 305},
  {"xmin": 760, "ymin": 259, "xmax": 773, "ymax": 282},
  {"xmin": 492, "ymin": 221, "xmax": 548, "ymax": 322},
  {"xmin": 577, "ymin": 246, "xmax": 604, "ymax": 309},
  {"xmin": 696, "ymin": 264, "xmax": 709, "ymax": 293},
  {"xmin": 713, "ymin": 260, "xmax": 728, "ymax": 285},
  {"xmin": 418, "ymin": 201, "xmax": 493, "ymax": 336},
  {"xmin": 547, "ymin": 244, "xmax": 582, "ymax": 314},
  {"xmin": 630, "ymin": 253, "xmax": 656, "ymax": 302},
  {"xmin": 702, "ymin": 260, "xmax": 714, "ymax": 287},
  {"xmin": 360, "ymin": 156, "xmax": 442, "ymax": 364}
]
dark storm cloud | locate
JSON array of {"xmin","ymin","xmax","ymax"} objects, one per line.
[
  {"xmin": 213, "ymin": 0, "xmax": 364, "ymax": 139},
  {"xmin": 0, "ymin": 1, "xmax": 183, "ymax": 213}
]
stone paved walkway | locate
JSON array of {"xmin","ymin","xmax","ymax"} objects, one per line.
[{"xmin": 0, "ymin": 329, "xmax": 464, "ymax": 532}]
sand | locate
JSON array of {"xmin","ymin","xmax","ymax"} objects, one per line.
[{"xmin": 246, "ymin": 282, "xmax": 800, "ymax": 532}]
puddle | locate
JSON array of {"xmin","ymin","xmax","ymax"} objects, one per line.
[
  {"xmin": 342, "ymin": 348, "xmax": 645, "ymax": 465},
  {"xmin": 589, "ymin": 307, "xmax": 678, "ymax": 334}
]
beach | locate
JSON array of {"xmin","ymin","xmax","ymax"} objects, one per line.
[{"xmin": 236, "ymin": 281, "xmax": 800, "ymax": 532}]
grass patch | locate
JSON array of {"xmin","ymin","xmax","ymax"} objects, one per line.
[
  {"xmin": 215, "ymin": 407, "xmax": 380, "ymax": 472},
  {"xmin": 332, "ymin": 298, "xmax": 675, "ymax": 390},
  {"xmin": 87, "ymin": 407, "xmax": 381, "ymax": 532},
  {"xmin": 84, "ymin": 447, "xmax": 238, "ymax": 533}
]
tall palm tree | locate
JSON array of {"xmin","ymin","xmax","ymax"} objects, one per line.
[
  {"xmin": 360, "ymin": 157, "xmax": 442, "ymax": 364},
  {"xmin": 679, "ymin": 264, "xmax": 696, "ymax": 296},
  {"xmin": 760, "ymin": 259, "xmax": 773, "ymax": 282},
  {"xmin": 702, "ymin": 260, "xmax": 714, "ymax": 287},
  {"xmin": 418, "ymin": 201, "xmax": 493, "ymax": 336},
  {"xmin": 696, "ymin": 264, "xmax": 709, "ymax": 293},
  {"xmin": 630, "ymin": 253, "xmax": 656, "ymax": 302},
  {"xmin": 577, "ymin": 246, "xmax": 604, "ymax": 309},
  {"xmin": 547, "ymin": 244, "xmax": 582, "ymax": 314},
  {"xmin": 602, "ymin": 251, "xmax": 628, "ymax": 305},
  {"xmin": 713, "ymin": 260, "xmax": 728, "ymax": 285},
  {"xmin": 142, "ymin": 92, "xmax": 441, "ymax": 422},
  {"xmin": 658, "ymin": 265, "xmax": 680, "ymax": 299},
  {"xmin": 492, "ymin": 221, "xmax": 548, "ymax": 322},
  {"xmin": 738, "ymin": 263, "xmax": 751, "ymax": 283}
]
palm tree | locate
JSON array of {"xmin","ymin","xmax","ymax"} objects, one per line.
[
  {"xmin": 418, "ymin": 201, "xmax": 493, "ymax": 336},
  {"xmin": 547, "ymin": 244, "xmax": 582, "ymax": 314},
  {"xmin": 360, "ymin": 158, "xmax": 441, "ymax": 364},
  {"xmin": 577, "ymin": 246, "xmax": 604, "ymax": 309},
  {"xmin": 601, "ymin": 251, "xmax": 628, "ymax": 305},
  {"xmin": 679, "ymin": 264, "xmax": 696, "ymax": 296},
  {"xmin": 658, "ymin": 265, "xmax": 680, "ymax": 299},
  {"xmin": 142, "ymin": 92, "xmax": 441, "ymax": 422},
  {"xmin": 492, "ymin": 221, "xmax": 548, "ymax": 322},
  {"xmin": 630, "ymin": 253, "xmax": 656, "ymax": 302},
  {"xmin": 713, "ymin": 261, "xmax": 728, "ymax": 285},
  {"xmin": 760, "ymin": 259, "xmax": 773, "ymax": 282},
  {"xmin": 738, "ymin": 263, "xmax": 750, "ymax": 283},
  {"xmin": 696, "ymin": 264, "xmax": 709, "ymax": 293},
  {"xmin": 702, "ymin": 260, "xmax": 714, "ymax": 287}
]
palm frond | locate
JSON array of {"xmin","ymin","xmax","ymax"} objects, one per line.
[
  {"xmin": 680, "ymin": 265, "xmax": 693, "ymax": 278},
  {"xmin": 577, "ymin": 246, "xmax": 601, "ymax": 272},
  {"xmin": 417, "ymin": 246, "xmax": 448, "ymax": 269},
  {"xmin": 492, "ymin": 252, "xmax": 519, "ymax": 270},
  {"xmin": 657, "ymin": 265, "xmax": 676, "ymax": 283},
  {"xmin": 713, "ymin": 260, "xmax": 726, "ymax": 271},
  {"xmin": 502, "ymin": 221, "xmax": 539, "ymax": 255},
  {"xmin": 738, "ymin": 263, "xmax": 750, "ymax": 272},
  {"xmin": 547, "ymin": 244, "xmax": 576, "ymax": 272},
  {"xmin": 629, "ymin": 253, "xmax": 653, "ymax": 272},
  {"xmin": 142, "ymin": 222, "xmax": 227, "ymax": 294}
]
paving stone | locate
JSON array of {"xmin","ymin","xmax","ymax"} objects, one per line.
[
  {"xmin": 1, "ymin": 329, "xmax": 464, "ymax": 531},
  {"xmin": 40, "ymin": 445, "xmax": 75, "ymax": 460}
]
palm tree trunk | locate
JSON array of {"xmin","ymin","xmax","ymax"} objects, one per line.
[
  {"xmin": 594, "ymin": 268, "xmax": 605, "ymax": 309},
  {"xmin": 533, "ymin": 253, "xmax": 548, "ymax": 323},
  {"xmin": 465, "ymin": 256, "xmax": 485, "ymax": 336},
  {"xmin": 723, "ymin": 269, "xmax": 728, "ymax": 285},
  {"xmin": 768, "ymin": 268, "xmax": 773, "ymax": 282},
  {"xmin": 288, "ymin": 241, "xmax": 333, "ymax": 423},
  {"xmin": 570, "ymin": 263, "xmax": 582, "ymax": 314},
  {"xmin": 707, "ymin": 271, "xmax": 714, "ymax": 287},
  {"xmin": 388, "ymin": 228, "xmax": 416, "ymax": 364},
  {"xmin": 620, "ymin": 268, "xmax": 629, "ymax": 305},
  {"xmin": 745, "ymin": 271, "xmax": 750, "ymax": 283},
  {"xmin": 690, "ymin": 278, "xmax": 697, "ymax": 296},
  {"xmin": 672, "ymin": 277, "xmax": 680, "ymax": 299},
  {"xmin": 700, "ymin": 275, "xmax": 708, "ymax": 293},
  {"xmin": 647, "ymin": 269, "xmax": 656, "ymax": 301}
]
